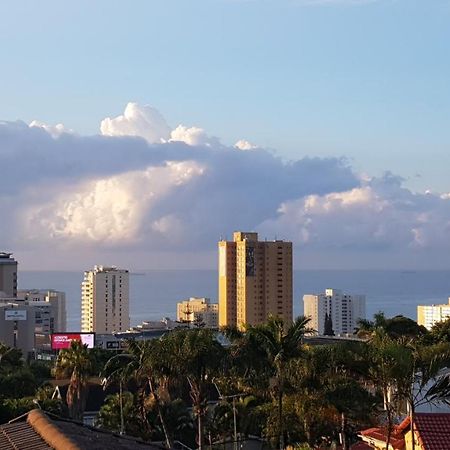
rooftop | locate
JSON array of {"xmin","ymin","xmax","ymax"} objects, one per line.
[{"xmin": 0, "ymin": 409, "xmax": 164, "ymax": 450}]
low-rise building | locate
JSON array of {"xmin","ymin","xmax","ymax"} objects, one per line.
[
  {"xmin": 177, "ymin": 297, "xmax": 219, "ymax": 328},
  {"xmin": 17, "ymin": 289, "xmax": 67, "ymax": 332},
  {"xmin": 303, "ymin": 288, "xmax": 365, "ymax": 336},
  {"xmin": 0, "ymin": 292, "xmax": 66, "ymax": 355},
  {"xmin": 417, "ymin": 298, "xmax": 450, "ymax": 330}
]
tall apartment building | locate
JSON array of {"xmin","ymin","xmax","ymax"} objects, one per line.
[
  {"xmin": 303, "ymin": 288, "xmax": 365, "ymax": 336},
  {"xmin": 219, "ymin": 231, "xmax": 293, "ymax": 330},
  {"xmin": 0, "ymin": 252, "xmax": 18, "ymax": 298},
  {"xmin": 177, "ymin": 297, "xmax": 219, "ymax": 328},
  {"xmin": 417, "ymin": 299, "xmax": 450, "ymax": 330},
  {"xmin": 81, "ymin": 265, "xmax": 130, "ymax": 333}
]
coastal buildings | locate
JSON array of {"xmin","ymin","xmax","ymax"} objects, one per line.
[
  {"xmin": 417, "ymin": 299, "xmax": 450, "ymax": 330},
  {"xmin": 303, "ymin": 288, "xmax": 365, "ymax": 336},
  {"xmin": 0, "ymin": 294, "xmax": 67, "ymax": 355},
  {"xmin": 0, "ymin": 252, "xmax": 18, "ymax": 298},
  {"xmin": 81, "ymin": 265, "xmax": 130, "ymax": 333},
  {"xmin": 177, "ymin": 297, "xmax": 219, "ymax": 328},
  {"xmin": 18, "ymin": 289, "xmax": 67, "ymax": 332},
  {"xmin": 218, "ymin": 231, "xmax": 293, "ymax": 330}
]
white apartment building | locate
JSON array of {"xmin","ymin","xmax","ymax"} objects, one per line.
[
  {"xmin": 303, "ymin": 288, "xmax": 366, "ymax": 336},
  {"xmin": 417, "ymin": 299, "xmax": 450, "ymax": 330},
  {"xmin": 17, "ymin": 289, "xmax": 67, "ymax": 332},
  {"xmin": 0, "ymin": 252, "xmax": 18, "ymax": 298},
  {"xmin": 81, "ymin": 265, "xmax": 130, "ymax": 333},
  {"xmin": 177, "ymin": 297, "xmax": 219, "ymax": 328}
]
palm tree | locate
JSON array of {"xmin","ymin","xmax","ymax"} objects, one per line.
[
  {"xmin": 246, "ymin": 315, "xmax": 311, "ymax": 450},
  {"xmin": 102, "ymin": 339, "xmax": 174, "ymax": 446},
  {"xmin": 52, "ymin": 340, "xmax": 93, "ymax": 420},
  {"xmin": 160, "ymin": 328, "xmax": 226, "ymax": 450}
]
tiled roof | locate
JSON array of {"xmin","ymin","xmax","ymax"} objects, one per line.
[
  {"xmin": 0, "ymin": 409, "xmax": 165, "ymax": 450},
  {"xmin": 0, "ymin": 416, "xmax": 53, "ymax": 450},
  {"xmin": 360, "ymin": 427, "xmax": 405, "ymax": 450},
  {"xmin": 414, "ymin": 413, "xmax": 450, "ymax": 450}
]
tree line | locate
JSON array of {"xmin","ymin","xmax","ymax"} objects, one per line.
[{"xmin": 2, "ymin": 313, "xmax": 450, "ymax": 450}]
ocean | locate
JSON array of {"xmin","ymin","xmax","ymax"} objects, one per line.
[{"xmin": 19, "ymin": 270, "xmax": 450, "ymax": 332}]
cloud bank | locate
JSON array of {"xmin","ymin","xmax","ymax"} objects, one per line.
[{"xmin": 1, "ymin": 102, "xmax": 449, "ymax": 269}]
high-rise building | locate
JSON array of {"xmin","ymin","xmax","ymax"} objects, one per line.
[
  {"xmin": 81, "ymin": 265, "xmax": 130, "ymax": 333},
  {"xmin": 0, "ymin": 252, "xmax": 18, "ymax": 298},
  {"xmin": 219, "ymin": 231, "xmax": 293, "ymax": 330},
  {"xmin": 417, "ymin": 299, "xmax": 450, "ymax": 330},
  {"xmin": 177, "ymin": 297, "xmax": 219, "ymax": 328},
  {"xmin": 303, "ymin": 288, "xmax": 365, "ymax": 336}
]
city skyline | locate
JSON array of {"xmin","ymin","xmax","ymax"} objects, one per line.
[{"xmin": 2, "ymin": 1, "xmax": 450, "ymax": 270}]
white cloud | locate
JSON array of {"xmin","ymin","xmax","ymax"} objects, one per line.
[
  {"xmin": 29, "ymin": 120, "xmax": 72, "ymax": 138},
  {"xmin": 259, "ymin": 176, "xmax": 450, "ymax": 252},
  {"xmin": 169, "ymin": 125, "xmax": 219, "ymax": 147},
  {"xmin": 22, "ymin": 161, "xmax": 204, "ymax": 245},
  {"xmin": 100, "ymin": 102, "xmax": 171, "ymax": 144},
  {"xmin": 2, "ymin": 102, "xmax": 450, "ymax": 269},
  {"xmin": 234, "ymin": 139, "xmax": 258, "ymax": 150}
]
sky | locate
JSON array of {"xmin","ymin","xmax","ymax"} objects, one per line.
[{"xmin": 1, "ymin": 0, "xmax": 450, "ymax": 270}]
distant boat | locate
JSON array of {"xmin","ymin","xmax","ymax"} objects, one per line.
[{"xmin": 130, "ymin": 272, "xmax": 146, "ymax": 276}]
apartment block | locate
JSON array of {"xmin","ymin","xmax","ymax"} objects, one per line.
[
  {"xmin": 418, "ymin": 299, "xmax": 450, "ymax": 330},
  {"xmin": 303, "ymin": 288, "xmax": 365, "ymax": 336},
  {"xmin": 18, "ymin": 289, "xmax": 67, "ymax": 332},
  {"xmin": 219, "ymin": 231, "xmax": 293, "ymax": 330},
  {"xmin": 177, "ymin": 297, "xmax": 219, "ymax": 328},
  {"xmin": 81, "ymin": 265, "xmax": 130, "ymax": 333}
]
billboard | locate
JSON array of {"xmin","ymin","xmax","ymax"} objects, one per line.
[
  {"xmin": 51, "ymin": 333, "xmax": 95, "ymax": 350},
  {"xmin": 5, "ymin": 309, "xmax": 27, "ymax": 321}
]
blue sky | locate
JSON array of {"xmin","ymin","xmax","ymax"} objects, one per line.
[
  {"xmin": 1, "ymin": 0, "xmax": 450, "ymax": 192},
  {"xmin": 2, "ymin": 0, "xmax": 450, "ymax": 270}
]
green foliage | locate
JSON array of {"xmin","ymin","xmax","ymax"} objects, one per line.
[
  {"xmin": 96, "ymin": 392, "xmax": 141, "ymax": 435},
  {"xmin": 357, "ymin": 312, "xmax": 427, "ymax": 339},
  {"xmin": 427, "ymin": 317, "xmax": 450, "ymax": 344},
  {"xmin": 53, "ymin": 340, "xmax": 94, "ymax": 420}
]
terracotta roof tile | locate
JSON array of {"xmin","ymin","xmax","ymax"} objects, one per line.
[{"xmin": 414, "ymin": 413, "xmax": 450, "ymax": 450}]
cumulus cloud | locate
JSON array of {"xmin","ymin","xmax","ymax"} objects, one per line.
[
  {"xmin": 169, "ymin": 125, "xmax": 219, "ymax": 147},
  {"xmin": 258, "ymin": 173, "xmax": 450, "ymax": 252},
  {"xmin": 29, "ymin": 120, "xmax": 73, "ymax": 138},
  {"xmin": 23, "ymin": 161, "xmax": 204, "ymax": 244},
  {"xmin": 234, "ymin": 139, "xmax": 258, "ymax": 150},
  {"xmin": 100, "ymin": 102, "xmax": 171, "ymax": 143},
  {"xmin": 2, "ymin": 101, "xmax": 450, "ymax": 269}
]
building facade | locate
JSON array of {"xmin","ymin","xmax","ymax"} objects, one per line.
[
  {"xmin": 417, "ymin": 299, "xmax": 450, "ymax": 330},
  {"xmin": 303, "ymin": 288, "xmax": 365, "ymax": 336},
  {"xmin": 17, "ymin": 289, "xmax": 67, "ymax": 332},
  {"xmin": 0, "ymin": 252, "xmax": 18, "ymax": 298},
  {"xmin": 81, "ymin": 265, "xmax": 130, "ymax": 333},
  {"xmin": 219, "ymin": 231, "xmax": 293, "ymax": 330},
  {"xmin": 0, "ymin": 296, "xmax": 66, "ymax": 355},
  {"xmin": 177, "ymin": 297, "xmax": 219, "ymax": 328}
]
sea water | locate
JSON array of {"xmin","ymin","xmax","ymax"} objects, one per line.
[{"xmin": 19, "ymin": 270, "xmax": 450, "ymax": 331}]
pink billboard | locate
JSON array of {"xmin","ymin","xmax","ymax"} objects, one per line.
[{"xmin": 51, "ymin": 333, "xmax": 95, "ymax": 350}]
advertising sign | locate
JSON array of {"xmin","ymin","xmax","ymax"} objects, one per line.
[
  {"xmin": 5, "ymin": 309, "xmax": 27, "ymax": 321},
  {"xmin": 51, "ymin": 333, "xmax": 95, "ymax": 350}
]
